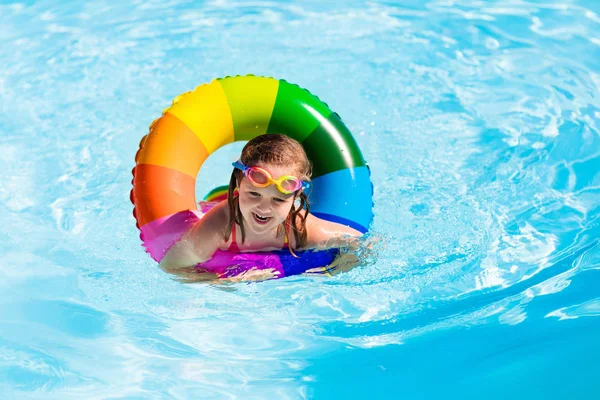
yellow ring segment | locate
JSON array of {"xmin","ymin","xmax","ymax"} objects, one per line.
[
  {"xmin": 218, "ymin": 75, "xmax": 279, "ymax": 141},
  {"xmin": 166, "ymin": 79, "xmax": 234, "ymax": 155}
]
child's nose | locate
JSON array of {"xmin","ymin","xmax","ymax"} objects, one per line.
[{"xmin": 257, "ymin": 197, "xmax": 271, "ymax": 211}]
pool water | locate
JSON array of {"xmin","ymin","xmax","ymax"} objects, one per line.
[{"xmin": 1, "ymin": 0, "xmax": 599, "ymax": 398}]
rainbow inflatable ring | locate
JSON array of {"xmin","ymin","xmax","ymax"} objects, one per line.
[{"xmin": 131, "ymin": 75, "xmax": 373, "ymax": 278}]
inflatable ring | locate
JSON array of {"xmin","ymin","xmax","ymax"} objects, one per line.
[{"xmin": 131, "ymin": 75, "xmax": 373, "ymax": 275}]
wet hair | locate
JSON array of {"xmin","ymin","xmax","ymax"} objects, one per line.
[{"xmin": 225, "ymin": 134, "xmax": 311, "ymax": 254}]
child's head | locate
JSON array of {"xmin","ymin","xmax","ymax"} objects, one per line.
[{"xmin": 226, "ymin": 134, "xmax": 312, "ymax": 248}]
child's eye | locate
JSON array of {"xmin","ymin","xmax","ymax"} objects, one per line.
[
  {"xmin": 273, "ymin": 197, "xmax": 288, "ymax": 203},
  {"xmin": 249, "ymin": 191, "xmax": 260, "ymax": 197}
]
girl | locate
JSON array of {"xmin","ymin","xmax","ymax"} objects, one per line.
[{"xmin": 160, "ymin": 134, "xmax": 363, "ymax": 272}]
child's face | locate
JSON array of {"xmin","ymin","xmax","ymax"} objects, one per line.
[{"xmin": 237, "ymin": 162, "xmax": 298, "ymax": 235}]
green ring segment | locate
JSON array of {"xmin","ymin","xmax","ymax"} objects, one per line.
[{"xmin": 217, "ymin": 76, "xmax": 366, "ymax": 179}]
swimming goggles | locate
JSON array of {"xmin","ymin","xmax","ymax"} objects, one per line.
[{"xmin": 232, "ymin": 161, "xmax": 311, "ymax": 194}]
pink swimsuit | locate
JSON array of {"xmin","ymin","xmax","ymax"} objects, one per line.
[{"xmin": 196, "ymin": 222, "xmax": 291, "ymax": 278}]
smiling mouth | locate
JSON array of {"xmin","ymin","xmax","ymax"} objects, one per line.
[{"xmin": 252, "ymin": 212, "xmax": 272, "ymax": 225}]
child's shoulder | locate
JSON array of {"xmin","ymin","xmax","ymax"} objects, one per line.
[
  {"xmin": 160, "ymin": 201, "xmax": 230, "ymax": 270},
  {"xmin": 200, "ymin": 200, "xmax": 234, "ymax": 239},
  {"xmin": 204, "ymin": 199, "xmax": 229, "ymax": 218}
]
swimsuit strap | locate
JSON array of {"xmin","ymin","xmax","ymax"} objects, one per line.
[{"xmin": 227, "ymin": 224, "xmax": 240, "ymax": 252}]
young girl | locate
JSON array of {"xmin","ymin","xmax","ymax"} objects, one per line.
[{"xmin": 160, "ymin": 134, "xmax": 363, "ymax": 273}]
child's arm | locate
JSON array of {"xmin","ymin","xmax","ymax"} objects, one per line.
[
  {"xmin": 159, "ymin": 202, "xmax": 228, "ymax": 271},
  {"xmin": 304, "ymin": 213, "xmax": 363, "ymax": 249}
]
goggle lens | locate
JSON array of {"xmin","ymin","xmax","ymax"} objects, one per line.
[
  {"xmin": 247, "ymin": 169, "xmax": 270, "ymax": 185},
  {"xmin": 279, "ymin": 178, "xmax": 300, "ymax": 192}
]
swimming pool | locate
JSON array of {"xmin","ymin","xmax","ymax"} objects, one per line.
[{"xmin": 1, "ymin": 0, "xmax": 599, "ymax": 398}]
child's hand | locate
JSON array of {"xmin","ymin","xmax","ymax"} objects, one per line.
[{"xmin": 306, "ymin": 233, "xmax": 383, "ymax": 277}]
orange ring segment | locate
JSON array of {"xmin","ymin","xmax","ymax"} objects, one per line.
[
  {"xmin": 132, "ymin": 164, "xmax": 197, "ymax": 226},
  {"xmin": 136, "ymin": 112, "xmax": 210, "ymax": 178}
]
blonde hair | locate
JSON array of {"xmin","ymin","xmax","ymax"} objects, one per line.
[{"xmin": 225, "ymin": 134, "xmax": 311, "ymax": 254}]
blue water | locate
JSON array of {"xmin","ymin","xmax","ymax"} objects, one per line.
[{"xmin": 1, "ymin": 0, "xmax": 600, "ymax": 398}]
